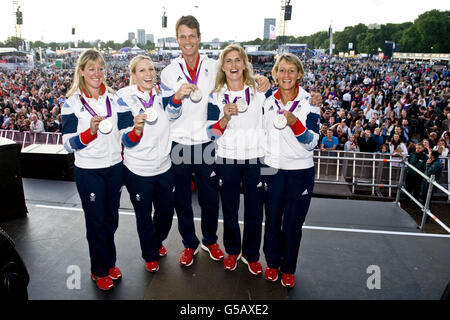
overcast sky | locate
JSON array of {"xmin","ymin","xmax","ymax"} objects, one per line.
[{"xmin": 0, "ymin": 0, "xmax": 448, "ymax": 44}]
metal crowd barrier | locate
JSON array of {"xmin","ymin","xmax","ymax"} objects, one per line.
[
  {"xmin": 395, "ymin": 161, "xmax": 450, "ymax": 233},
  {"xmin": 0, "ymin": 130, "xmax": 62, "ymax": 149},
  {"xmin": 313, "ymin": 149, "xmax": 449, "ymax": 200}
]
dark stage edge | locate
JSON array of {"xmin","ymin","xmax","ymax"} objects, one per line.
[{"xmin": 1, "ymin": 178, "xmax": 449, "ymax": 300}]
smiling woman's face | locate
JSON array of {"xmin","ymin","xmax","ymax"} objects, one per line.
[
  {"xmin": 132, "ymin": 59, "xmax": 156, "ymax": 92},
  {"xmin": 222, "ymin": 50, "xmax": 245, "ymax": 83},
  {"xmin": 275, "ymin": 59, "xmax": 300, "ymax": 90}
]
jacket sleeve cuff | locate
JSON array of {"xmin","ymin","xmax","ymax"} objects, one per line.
[
  {"xmin": 128, "ymin": 127, "xmax": 143, "ymax": 143},
  {"xmin": 212, "ymin": 121, "xmax": 226, "ymax": 135},
  {"xmin": 80, "ymin": 128, "xmax": 97, "ymax": 145},
  {"xmin": 171, "ymin": 95, "xmax": 182, "ymax": 106},
  {"xmin": 290, "ymin": 119, "xmax": 306, "ymax": 136}
]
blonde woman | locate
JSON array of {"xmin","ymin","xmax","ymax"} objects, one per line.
[
  {"xmin": 62, "ymin": 49, "xmax": 133, "ymax": 291},
  {"xmin": 262, "ymin": 53, "xmax": 322, "ymax": 288},
  {"xmin": 206, "ymin": 44, "xmax": 269, "ymax": 275},
  {"xmin": 117, "ymin": 55, "xmax": 181, "ymax": 274}
]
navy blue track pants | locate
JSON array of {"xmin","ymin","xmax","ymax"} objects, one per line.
[
  {"xmin": 171, "ymin": 141, "xmax": 219, "ymax": 249},
  {"xmin": 123, "ymin": 166, "xmax": 175, "ymax": 263},
  {"xmin": 263, "ymin": 166, "xmax": 315, "ymax": 274},
  {"xmin": 216, "ymin": 158, "xmax": 264, "ymax": 262},
  {"xmin": 74, "ymin": 162, "xmax": 123, "ymax": 278}
]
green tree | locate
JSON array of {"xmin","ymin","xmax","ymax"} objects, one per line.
[
  {"xmin": 400, "ymin": 24, "xmax": 422, "ymax": 52},
  {"xmin": 121, "ymin": 40, "xmax": 133, "ymax": 48},
  {"xmin": 414, "ymin": 9, "xmax": 450, "ymax": 52}
]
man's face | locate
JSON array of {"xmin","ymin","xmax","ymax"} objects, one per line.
[{"xmin": 176, "ymin": 24, "xmax": 201, "ymax": 59}]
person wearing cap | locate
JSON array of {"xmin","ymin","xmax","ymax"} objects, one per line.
[
  {"xmin": 160, "ymin": 15, "xmax": 270, "ymax": 268},
  {"xmin": 206, "ymin": 44, "xmax": 270, "ymax": 276},
  {"xmin": 117, "ymin": 55, "xmax": 182, "ymax": 274},
  {"xmin": 262, "ymin": 53, "xmax": 322, "ymax": 288},
  {"xmin": 62, "ymin": 49, "xmax": 133, "ymax": 291}
]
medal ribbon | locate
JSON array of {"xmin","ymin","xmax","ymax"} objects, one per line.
[
  {"xmin": 224, "ymin": 87, "xmax": 250, "ymax": 105},
  {"xmin": 179, "ymin": 59, "xmax": 204, "ymax": 85},
  {"xmin": 80, "ymin": 96, "xmax": 111, "ymax": 118},
  {"xmin": 274, "ymin": 99, "xmax": 299, "ymax": 114},
  {"xmin": 137, "ymin": 94, "xmax": 155, "ymax": 109}
]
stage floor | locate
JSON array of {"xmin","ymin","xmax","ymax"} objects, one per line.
[{"xmin": 1, "ymin": 178, "xmax": 449, "ymax": 300}]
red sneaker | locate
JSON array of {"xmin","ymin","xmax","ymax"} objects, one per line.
[
  {"xmin": 281, "ymin": 273, "xmax": 295, "ymax": 288},
  {"xmin": 201, "ymin": 243, "xmax": 224, "ymax": 261},
  {"xmin": 241, "ymin": 257, "xmax": 262, "ymax": 276},
  {"xmin": 264, "ymin": 268, "xmax": 279, "ymax": 282},
  {"xmin": 91, "ymin": 274, "xmax": 114, "ymax": 291},
  {"xmin": 145, "ymin": 261, "xmax": 159, "ymax": 273},
  {"xmin": 179, "ymin": 247, "xmax": 199, "ymax": 267},
  {"xmin": 224, "ymin": 254, "xmax": 241, "ymax": 271},
  {"xmin": 159, "ymin": 245, "xmax": 167, "ymax": 257},
  {"xmin": 108, "ymin": 266, "xmax": 122, "ymax": 280}
]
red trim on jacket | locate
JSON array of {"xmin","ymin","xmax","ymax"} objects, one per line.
[
  {"xmin": 128, "ymin": 127, "xmax": 143, "ymax": 143},
  {"xmin": 80, "ymin": 128, "xmax": 98, "ymax": 144}
]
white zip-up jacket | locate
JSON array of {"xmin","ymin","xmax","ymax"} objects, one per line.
[
  {"xmin": 117, "ymin": 85, "xmax": 181, "ymax": 177},
  {"xmin": 160, "ymin": 54, "xmax": 217, "ymax": 145},
  {"xmin": 207, "ymin": 84, "xmax": 267, "ymax": 160},
  {"xmin": 263, "ymin": 85, "xmax": 321, "ymax": 170},
  {"xmin": 62, "ymin": 88, "xmax": 132, "ymax": 169}
]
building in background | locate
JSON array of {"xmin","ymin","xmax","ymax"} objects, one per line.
[
  {"xmin": 128, "ymin": 32, "xmax": 135, "ymax": 43},
  {"xmin": 137, "ymin": 29, "xmax": 146, "ymax": 45},
  {"xmin": 157, "ymin": 37, "xmax": 178, "ymax": 49},
  {"xmin": 264, "ymin": 18, "xmax": 276, "ymax": 40},
  {"xmin": 145, "ymin": 34, "xmax": 154, "ymax": 44}
]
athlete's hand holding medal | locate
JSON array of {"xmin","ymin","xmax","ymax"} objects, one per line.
[
  {"xmin": 89, "ymin": 116, "xmax": 105, "ymax": 136},
  {"xmin": 81, "ymin": 95, "xmax": 113, "ymax": 135},
  {"xmin": 133, "ymin": 113, "xmax": 147, "ymax": 137},
  {"xmin": 174, "ymin": 83, "xmax": 201, "ymax": 102},
  {"xmin": 273, "ymin": 91, "xmax": 322, "ymax": 130},
  {"xmin": 223, "ymin": 103, "xmax": 239, "ymax": 121}
]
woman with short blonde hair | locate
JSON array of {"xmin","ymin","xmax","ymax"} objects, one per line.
[{"xmin": 262, "ymin": 52, "xmax": 321, "ymax": 288}]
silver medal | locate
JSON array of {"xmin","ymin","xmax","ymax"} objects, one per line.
[
  {"xmin": 190, "ymin": 89, "xmax": 203, "ymax": 102},
  {"xmin": 145, "ymin": 108, "xmax": 158, "ymax": 123},
  {"xmin": 98, "ymin": 119, "xmax": 113, "ymax": 135},
  {"xmin": 273, "ymin": 114, "xmax": 287, "ymax": 129},
  {"xmin": 236, "ymin": 99, "xmax": 248, "ymax": 113}
]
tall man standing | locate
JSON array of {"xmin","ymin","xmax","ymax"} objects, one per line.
[{"xmin": 160, "ymin": 16, "xmax": 269, "ymax": 267}]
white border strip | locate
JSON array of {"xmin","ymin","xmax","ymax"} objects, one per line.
[{"xmin": 35, "ymin": 204, "xmax": 450, "ymax": 239}]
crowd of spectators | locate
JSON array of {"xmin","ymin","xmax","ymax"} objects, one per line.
[
  {"xmin": 1, "ymin": 55, "xmax": 449, "ymax": 161},
  {"xmin": 296, "ymin": 58, "xmax": 450, "ymax": 160}
]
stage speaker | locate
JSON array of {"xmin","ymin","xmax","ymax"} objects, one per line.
[
  {"xmin": 284, "ymin": 5, "xmax": 292, "ymax": 21},
  {"xmin": 0, "ymin": 227, "xmax": 29, "ymax": 300},
  {"xmin": 20, "ymin": 144, "xmax": 74, "ymax": 181},
  {"xmin": 384, "ymin": 41, "xmax": 394, "ymax": 59},
  {"xmin": 162, "ymin": 15, "xmax": 167, "ymax": 28},
  {"xmin": 0, "ymin": 141, "xmax": 27, "ymax": 221}
]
